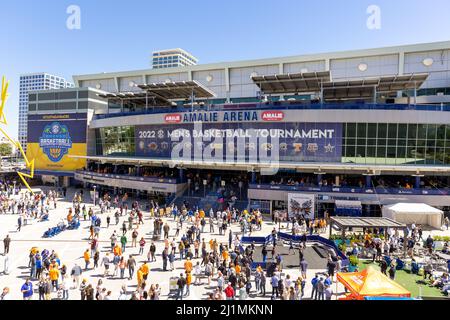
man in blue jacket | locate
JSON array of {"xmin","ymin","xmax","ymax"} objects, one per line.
[{"xmin": 21, "ymin": 279, "xmax": 33, "ymax": 300}]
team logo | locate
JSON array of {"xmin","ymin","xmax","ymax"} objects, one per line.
[
  {"xmin": 307, "ymin": 143, "xmax": 318, "ymax": 153},
  {"xmin": 324, "ymin": 143, "xmax": 335, "ymax": 153},
  {"xmin": 293, "ymin": 143, "xmax": 303, "ymax": 153},
  {"xmin": 161, "ymin": 142, "xmax": 169, "ymax": 150},
  {"xmin": 261, "ymin": 111, "xmax": 284, "ymax": 121},
  {"xmin": 164, "ymin": 114, "xmax": 182, "ymax": 123},
  {"xmin": 39, "ymin": 122, "xmax": 73, "ymax": 162}
]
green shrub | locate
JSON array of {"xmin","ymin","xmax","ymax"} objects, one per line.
[{"xmin": 349, "ymin": 255, "xmax": 359, "ymax": 266}]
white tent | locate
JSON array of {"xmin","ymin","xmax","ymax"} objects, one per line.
[{"xmin": 382, "ymin": 203, "xmax": 444, "ymax": 229}]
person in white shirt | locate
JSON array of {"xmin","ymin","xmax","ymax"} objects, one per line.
[
  {"xmin": 194, "ymin": 262, "xmax": 202, "ymax": 285},
  {"xmin": 284, "ymin": 274, "xmax": 292, "ymax": 289}
]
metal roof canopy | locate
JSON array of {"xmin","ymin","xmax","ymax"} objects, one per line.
[
  {"xmin": 137, "ymin": 80, "xmax": 216, "ymax": 100},
  {"xmin": 330, "ymin": 216, "xmax": 406, "ymax": 230},
  {"xmin": 98, "ymin": 91, "xmax": 172, "ymax": 106},
  {"xmin": 323, "ymin": 74, "xmax": 429, "ymax": 101},
  {"xmin": 252, "ymin": 71, "xmax": 331, "ymax": 95},
  {"xmin": 253, "ymin": 72, "xmax": 429, "ymax": 100}
]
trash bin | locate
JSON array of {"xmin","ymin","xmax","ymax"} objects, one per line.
[{"xmin": 170, "ymin": 277, "xmax": 179, "ymax": 293}]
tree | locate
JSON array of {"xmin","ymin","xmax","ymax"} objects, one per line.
[{"xmin": 0, "ymin": 143, "xmax": 12, "ymax": 157}]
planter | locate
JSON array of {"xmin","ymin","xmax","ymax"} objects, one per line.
[
  {"xmin": 348, "ymin": 265, "xmax": 358, "ymax": 272},
  {"xmin": 434, "ymin": 241, "xmax": 444, "ymax": 250}
]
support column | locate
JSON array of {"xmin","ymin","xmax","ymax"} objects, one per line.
[
  {"xmin": 113, "ymin": 165, "xmax": 118, "ymax": 174},
  {"xmin": 251, "ymin": 171, "xmax": 256, "ymax": 184},
  {"xmin": 317, "ymin": 174, "xmax": 323, "ymax": 187},
  {"xmin": 96, "ymin": 163, "xmax": 100, "ymax": 172},
  {"xmin": 335, "ymin": 175, "xmax": 340, "ymax": 187},
  {"xmin": 136, "ymin": 166, "xmax": 141, "ymax": 177},
  {"xmin": 179, "ymin": 168, "xmax": 185, "ymax": 183},
  {"xmin": 414, "ymin": 176, "xmax": 421, "ymax": 189},
  {"xmin": 365, "ymin": 175, "xmax": 372, "ymax": 188}
]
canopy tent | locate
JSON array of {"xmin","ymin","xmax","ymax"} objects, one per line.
[
  {"xmin": 337, "ymin": 267, "xmax": 411, "ymax": 300},
  {"xmin": 334, "ymin": 200, "xmax": 362, "ymax": 217},
  {"xmin": 382, "ymin": 203, "xmax": 444, "ymax": 229}
]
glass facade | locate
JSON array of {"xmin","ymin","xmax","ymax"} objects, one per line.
[
  {"xmin": 343, "ymin": 123, "xmax": 450, "ymax": 165},
  {"xmin": 96, "ymin": 126, "xmax": 135, "ymax": 156}
]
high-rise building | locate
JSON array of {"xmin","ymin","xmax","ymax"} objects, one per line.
[
  {"xmin": 152, "ymin": 48, "xmax": 198, "ymax": 69},
  {"xmin": 18, "ymin": 73, "xmax": 73, "ymax": 152}
]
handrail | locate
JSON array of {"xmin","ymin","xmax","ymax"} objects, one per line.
[
  {"xmin": 74, "ymin": 170, "xmax": 179, "ymax": 184},
  {"xmin": 250, "ymin": 183, "xmax": 450, "ymax": 196}
]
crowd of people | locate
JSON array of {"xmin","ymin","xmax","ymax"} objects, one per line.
[{"xmin": 1, "ymin": 183, "xmax": 449, "ymax": 301}]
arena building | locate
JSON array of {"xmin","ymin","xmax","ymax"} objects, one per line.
[{"xmin": 27, "ymin": 41, "xmax": 450, "ymax": 218}]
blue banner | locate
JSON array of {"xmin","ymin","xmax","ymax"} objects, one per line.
[{"xmin": 135, "ymin": 122, "xmax": 342, "ymax": 162}]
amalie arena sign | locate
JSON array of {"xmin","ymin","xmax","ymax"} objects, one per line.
[{"xmin": 164, "ymin": 110, "xmax": 285, "ymax": 123}]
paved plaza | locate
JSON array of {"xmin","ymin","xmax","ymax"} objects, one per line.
[
  {"xmin": 1, "ymin": 187, "xmax": 449, "ymax": 300},
  {"xmin": 0, "ymin": 187, "xmax": 337, "ymax": 300}
]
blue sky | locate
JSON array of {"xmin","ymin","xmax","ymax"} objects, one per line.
[{"xmin": 1, "ymin": 0, "xmax": 450, "ymax": 138}]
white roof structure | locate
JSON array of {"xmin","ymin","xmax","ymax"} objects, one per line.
[
  {"xmin": 384, "ymin": 203, "xmax": 443, "ymax": 214},
  {"xmin": 382, "ymin": 203, "xmax": 444, "ymax": 229}
]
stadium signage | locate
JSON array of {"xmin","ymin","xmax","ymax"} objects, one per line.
[
  {"xmin": 261, "ymin": 111, "xmax": 284, "ymax": 121},
  {"xmin": 165, "ymin": 110, "xmax": 286, "ymax": 123},
  {"xmin": 164, "ymin": 114, "xmax": 182, "ymax": 123}
]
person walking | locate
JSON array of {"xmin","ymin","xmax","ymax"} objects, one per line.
[
  {"xmin": 325, "ymin": 285, "xmax": 333, "ymax": 300},
  {"xmin": 61, "ymin": 274, "xmax": 70, "ymax": 300},
  {"xmin": 83, "ymin": 249, "xmax": 90, "ymax": 270},
  {"xmin": 300, "ymin": 258, "xmax": 308, "ymax": 279},
  {"xmin": 17, "ymin": 216, "xmax": 22, "ymax": 232},
  {"xmin": 120, "ymin": 234, "xmax": 127, "ymax": 253},
  {"xmin": 70, "ymin": 263, "xmax": 83, "ymax": 288},
  {"xmin": 271, "ymin": 273, "xmax": 279, "ymax": 299},
  {"xmin": 119, "ymin": 256, "xmax": 127, "ymax": 279},
  {"xmin": 176, "ymin": 273, "xmax": 186, "ymax": 300},
  {"xmin": 3, "ymin": 235, "xmax": 11, "ymax": 255},
  {"xmin": 311, "ymin": 275, "xmax": 319, "ymax": 300},
  {"xmin": 21, "ymin": 279, "xmax": 33, "ymax": 300},
  {"xmin": 131, "ymin": 229, "xmax": 138, "ymax": 247},
  {"xmin": 162, "ymin": 248, "xmax": 169, "ymax": 271},
  {"xmin": 149, "ymin": 242, "xmax": 156, "ymax": 262},
  {"xmin": 317, "ymin": 277, "xmax": 325, "ymax": 300},
  {"xmin": 327, "ymin": 258, "xmax": 336, "ymax": 281},
  {"xmin": 137, "ymin": 237, "xmax": 145, "ymax": 255},
  {"xmin": 127, "ymin": 255, "xmax": 136, "ymax": 280},
  {"xmin": 224, "ymin": 283, "xmax": 235, "ymax": 300},
  {"xmin": 101, "ymin": 253, "xmax": 111, "ymax": 277},
  {"xmin": 79, "ymin": 279, "xmax": 87, "ymax": 300}
]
